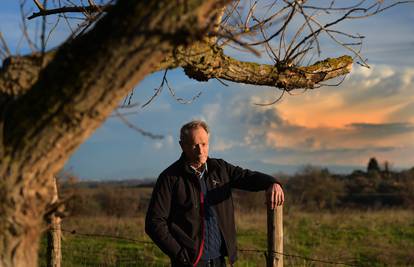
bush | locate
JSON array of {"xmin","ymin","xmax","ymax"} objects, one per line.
[
  {"xmin": 61, "ymin": 184, "xmax": 142, "ymax": 217},
  {"xmin": 285, "ymin": 166, "xmax": 345, "ymax": 210}
]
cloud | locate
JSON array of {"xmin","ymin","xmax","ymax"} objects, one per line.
[
  {"xmin": 387, "ymin": 102, "xmax": 414, "ymax": 123},
  {"xmin": 402, "ymin": 68, "xmax": 414, "ymax": 88},
  {"xmin": 204, "ymin": 64, "xmax": 414, "ymax": 168},
  {"xmin": 210, "ymin": 138, "xmax": 240, "ymax": 152},
  {"xmin": 346, "ymin": 122, "xmax": 414, "ymax": 138},
  {"xmin": 153, "ymin": 134, "xmax": 174, "ymax": 150},
  {"xmin": 248, "ymin": 111, "xmax": 414, "ymax": 152},
  {"xmin": 202, "ymin": 102, "xmax": 221, "ymax": 124}
]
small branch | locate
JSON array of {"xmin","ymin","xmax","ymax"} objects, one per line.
[
  {"xmin": 210, "ymin": 6, "xmax": 226, "ymax": 43},
  {"xmin": 20, "ymin": 0, "xmax": 38, "ymax": 52},
  {"xmin": 33, "ymin": 0, "xmax": 45, "ymax": 11},
  {"xmin": 215, "ymin": 77, "xmax": 229, "ymax": 87},
  {"xmin": 216, "ymin": 32, "xmax": 260, "ymax": 56},
  {"xmin": 0, "ymin": 32, "xmax": 11, "ymax": 59},
  {"xmin": 87, "ymin": 0, "xmax": 96, "ymax": 6},
  {"xmin": 254, "ymin": 89, "xmax": 285, "ymax": 106},
  {"xmin": 248, "ymin": 2, "xmax": 297, "ymax": 46},
  {"xmin": 140, "ymin": 69, "xmax": 168, "ymax": 108},
  {"xmin": 347, "ymin": 1, "xmax": 414, "ymax": 19},
  {"xmin": 41, "ymin": 0, "xmax": 47, "ymax": 54},
  {"xmin": 28, "ymin": 4, "xmax": 112, "ymax": 20},
  {"xmin": 164, "ymin": 77, "xmax": 202, "ymax": 105},
  {"xmin": 114, "ymin": 110, "xmax": 164, "ymax": 140},
  {"xmin": 302, "ymin": 1, "xmax": 367, "ymax": 11},
  {"xmin": 244, "ymin": 1, "xmax": 257, "ymax": 31},
  {"xmin": 285, "ymin": 7, "xmax": 366, "ymax": 60}
]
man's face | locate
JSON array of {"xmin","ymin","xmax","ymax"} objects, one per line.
[{"xmin": 180, "ymin": 126, "xmax": 209, "ymax": 168}]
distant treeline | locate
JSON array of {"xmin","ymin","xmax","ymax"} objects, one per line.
[
  {"xmin": 59, "ymin": 158, "xmax": 414, "ymax": 217},
  {"xmin": 282, "ymin": 159, "xmax": 414, "ymax": 210}
]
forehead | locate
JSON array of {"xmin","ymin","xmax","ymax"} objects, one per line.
[{"xmin": 183, "ymin": 127, "xmax": 209, "ymax": 142}]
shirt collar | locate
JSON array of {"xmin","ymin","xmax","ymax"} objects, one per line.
[{"xmin": 190, "ymin": 163, "xmax": 208, "ymax": 179}]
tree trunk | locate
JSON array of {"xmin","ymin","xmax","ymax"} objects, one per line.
[
  {"xmin": 0, "ymin": 169, "xmax": 56, "ymax": 267},
  {"xmin": 0, "ymin": 0, "xmax": 227, "ymax": 266},
  {"xmin": 46, "ymin": 177, "xmax": 61, "ymax": 267}
]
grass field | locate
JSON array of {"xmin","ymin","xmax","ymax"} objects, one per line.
[{"xmin": 38, "ymin": 208, "xmax": 414, "ymax": 267}]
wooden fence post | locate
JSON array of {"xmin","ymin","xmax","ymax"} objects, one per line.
[
  {"xmin": 46, "ymin": 176, "xmax": 62, "ymax": 267},
  {"xmin": 266, "ymin": 202, "xmax": 283, "ymax": 267}
]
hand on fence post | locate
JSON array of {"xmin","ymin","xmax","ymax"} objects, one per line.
[{"xmin": 266, "ymin": 183, "xmax": 284, "ymax": 209}]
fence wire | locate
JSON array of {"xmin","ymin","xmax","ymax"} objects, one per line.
[{"xmin": 56, "ymin": 228, "xmax": 358, "ymax": 266}]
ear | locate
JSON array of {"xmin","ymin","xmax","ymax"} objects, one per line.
[{"xmin": 179, "ymin": 140, "xmax": 184, "ymax": 150}]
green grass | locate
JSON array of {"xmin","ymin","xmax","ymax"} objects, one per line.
[
  {"xmin": 39, "ymin": 209, "xmax": 414, "ymax": 266},
  {"xmin": 39, "ymin": 234, "xmax": 169, "ymax": 267}
]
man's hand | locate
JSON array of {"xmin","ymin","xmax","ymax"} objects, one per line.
[{"xmin": 266, "ymin": 183, "xmax": 284, "ymax": 209}]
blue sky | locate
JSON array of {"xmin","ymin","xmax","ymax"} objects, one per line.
[{"xmin": 1, "ymin": 1, "xmax": 414, "ymax": 179}]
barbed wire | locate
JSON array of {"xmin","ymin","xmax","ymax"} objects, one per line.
[
  {"xmin": 239, "ymin": 249, "xmax": 358, "ymax": 266},
  {"xmin": 61, "ymin": 228, "xmax": 359, "ymax": 266},
  {"xmin": 61, "ymin": 229, "xmax": 154, "ymax": 244},
  {"xmin": 61, "ymin": 247, "xmax": 167, "ymax": 263}
]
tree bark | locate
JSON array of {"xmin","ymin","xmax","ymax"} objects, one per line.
[
  {"xmin": 0, "ymin": 0, "xmax": 227, "ymax": 266},
  {"xmin": 1, "ymin": 43, "xmax": 352, "ymax": 96},
  {"xmin": 46, "ymin": 177, "xmax": 61, "ymax": 267},
  {"xmin": 157, "ymin": 42, "xmax": 352, "ymax": 89}
]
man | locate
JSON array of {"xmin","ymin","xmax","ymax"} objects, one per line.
[{"xmin": 145, "ymin": 120, "xmax": 284, "ymax": 267}]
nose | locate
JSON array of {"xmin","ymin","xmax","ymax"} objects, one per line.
[{"xmin": 195, "ymin": 145, "xmax": 202, "ymax": 154}]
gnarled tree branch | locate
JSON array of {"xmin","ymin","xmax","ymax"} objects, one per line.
[
  {"xmin": 1, "ymin": 41, "xmax": 352, "ymax": 101},
  {"xmin": 157, "ymin": 42, "xmax": 353, "ymax": 89}
]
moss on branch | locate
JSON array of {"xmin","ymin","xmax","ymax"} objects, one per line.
[{"xmin": 156, "ymin": 42, "xmax": 353, "ymax": 90}]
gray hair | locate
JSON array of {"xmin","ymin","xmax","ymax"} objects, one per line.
[{"xmin": 180, "ymin": 120, "xmax": 209, "ymax": 142}]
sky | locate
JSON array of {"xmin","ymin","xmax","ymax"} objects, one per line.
[{"xmin": 1, "ymin": 1, "xmax": 414, "ymax": 180}]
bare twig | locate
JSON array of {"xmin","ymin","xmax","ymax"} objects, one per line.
[
  {"xmin": 319, "ymin": 74, "xmax": 347, "ymax": 87},
  {"xmin": 0, "ymin": 32, "xmax": 11, "ymax": 59},
  {"xmin": 296, "ymin": 3, "xmax": 321, "ymax": 57},
  {"xmin": 254, "ymin": 88, "xmax": 286, "ymax": 106},
  {"xmin": 291, "ymin": 11, "xmax": 367, "ymax": 67},
  {"xmin": 216, "ymin": 31, "xmax": 261, "ymax": 56},
  {"xmin": 141, "ymin": 70, "xmax": 168, "ymax": 109},
  {"xmin": 215, "ymin": 78, "xmax": 229, "ymax": 87},
  {"xmin": 211, "ymin": 6, "xmax": 226, "ymax": 42},
  {"xmin": 285, "ymin": 7, "xmax": 366, "ymax": 61},
  {"xmin": 302, "ymin": 0, "xmax": 367, "ymax": 11},
  {"xmin": 244, "ymin": 1, "xmax": 257, "ymax": 31},
  {"xmin": 33, "ymin": 0, "xmax": 45, "ymax": 11},
  {"xmin": 164, "ymin": 78, "xmax": 202, "ymax": 105},
  {"xmin": 347, "ymin": 1, "xmax": 414, "ymax": 19},
  {"xmin": 28, "ymin": 4, "xmax": 111, "ymax": 20},
  {"xmin": 248, "ymin": 2, "xmax": 297, "ymax": 46},
  {"xmin": 20, "ymin": 0, "xmax": 38, "ymax": 53},
  {"xmin": 41, "ymin": 0, "xmax": 47, "ymax": 54},
  {"xmin": 114, "ymin": 110, "xmax": 163, "ymax": 139},
  {"xmin": 45, "ymin": 15, "xmax": 61, "ymax": 45}
]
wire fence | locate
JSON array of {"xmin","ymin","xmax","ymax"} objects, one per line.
[{"xmin": 41, "ymin": 229, "xmax": 360, "ymax": 267}]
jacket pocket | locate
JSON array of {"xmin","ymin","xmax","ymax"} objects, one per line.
[{"xmin": 170, "ymin": 222, "xmax": 196, "ymax": 255}]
